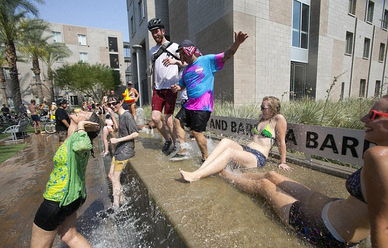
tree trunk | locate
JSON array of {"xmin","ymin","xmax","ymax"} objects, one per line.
[
  {"xmin": 47, "ymin": 68, "xmax": 55, "ymax": 103},
  {"xmin": 5, "ymin": 41, "xmax": 22, "ymax": 112},
  {"xmin": 32, "ymin": 57, "xmax": 43, "ymax": 103},
  {"xmin": 0, "ymin": 67, "xmax": 8, "ymax": 105}
]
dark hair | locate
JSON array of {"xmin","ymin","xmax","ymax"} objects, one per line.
[
  {"xmin": 86, "ymin": 112, "xmax": 101, "ymax": 157},
  {"xmin": 86, "ymin": 112, "xmax": 101, "ymax": 140},
  {"xmin": 122, "ymin": 102, "xmax": 129, "ymax": 110}
]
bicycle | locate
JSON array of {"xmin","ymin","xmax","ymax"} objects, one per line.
[{"xmin": 43, "ymin": 118, "xmax": 56, "ymax": 134}]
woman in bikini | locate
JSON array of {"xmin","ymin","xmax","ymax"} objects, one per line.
[
  {"xmin": 219, "ymin": 95, "xmax": 388, "ymax": 247},
  {"xmin": 179, "ymin": 96, "xmax": 290, "ymax": 182}
]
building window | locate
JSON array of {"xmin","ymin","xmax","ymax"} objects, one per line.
[
  {"xmin": 367, "ymin": 0, "xmax": 374, "ymax": 23},
  {"xmin": 345, "ymin": 32, "xmax": 354, "ymax": 54},
  {"xmin": 349, "ymin": 0, "xmax": 356, "ymax": 15},
  {"xmin": 108, "ymin": 37, "xmax": 118, "ymax": 52},
  {"xmin": 79, "ymin": 52, "xmax": 88, "ymax": 62},
  {"xmin": 77, "ymin": 34, "xmax": 87, "ymax": 46},
  {"xmin": 340, "ymin": 82, "xmax": 345, "ymax": 100},
  {"xmin": 109, "ymin": 54, "xmax": 119, "ymax": 69},
  {"xmin": 384, "ymin": 10, "xmax": 388, "ymax": 29},
  {"xmin": 375, "ymin": 80, "xmax": 381, "ymax": 97},
  {"xmin": 70, "ymin": 96, "xmax": 79, "ymax": 106},
  {"xmin": 292, "ymin": 0, "xmax": 310, "ymax": 49},
  {"xmin": 359, "ymin": 79, "xmax": 366, "ymax": 97},
  {"xmin": 130, "ymin": 16, "xmax": 135, "ymax": 35},
  {"xmin": 52, "ymin": 31, "xmax": 62, "ymax": 43},
  {"xmin": 363, "ymin": 38, "xmax": 371, "ymax": 58},
  {"xmin": 379, "ymin": 43, "xmax": 385, "ymax": 62},
  {"xmin": 138, "ymin": 0, "xmax": 145, "ymax": 22}
]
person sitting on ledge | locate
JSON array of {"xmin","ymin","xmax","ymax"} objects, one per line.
[
  {"xmin": 179, "ymin": 96, "xmax": 290, "ymax": 182},
  {"xmin": 219, "ymin": 95, "xmax": 388, "ymax": 248}
]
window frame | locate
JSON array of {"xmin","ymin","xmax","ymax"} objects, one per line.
[
  {"xmin": 359, "ymin": 79, "xmax": 366, "ymax": 97},
  {"xmin": 292, "ymin": 0, "xmax": 310, "ymax": 49},
  {"xmin": 77, "ymin": 34, "xmax": 87, "ymax": 46},
  {"xmin": 379, "ymin": 43, "xmax": 385, "ymax": 62},
  {"xmin": 366, "ymin": 0, "xmax": 375, "ymax": 23},
  {"xmin": 383, "ymin": 9, "xmax": 388, "ymax": 29},
  {"xmin": 348, "ymin": 0, "xmax": 356, "ymax": 15},
  {"xmin": 345, "ymin": 31, "xmax": 354, "ymax": 55},
  {"xmin": 375, "ymin": 80, "xmax": 381, "ymax": 97},
  {"xmin": 79, "ymin": 52, "xmax": 88, "ymax": 62},
  {"xmin": 363, "ymin": 37, "xmax": 371, "ymax": 59},
  {"xmin": 52, "ymin": 31, "xmax": 62, "ymax": 43}
]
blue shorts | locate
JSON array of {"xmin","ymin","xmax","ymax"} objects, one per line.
[{"xmin": 241, "ymin": 145, "xmax": 266, "ymax": 167}]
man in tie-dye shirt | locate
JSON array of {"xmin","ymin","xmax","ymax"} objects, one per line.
[{"xmin": 171, "ymin": 31, "xmax": 248, "ymax": 161}]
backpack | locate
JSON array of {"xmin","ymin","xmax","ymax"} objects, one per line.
[{"xmin": 151, "ymin": 42, "xmax": 180, "ymax": 63}]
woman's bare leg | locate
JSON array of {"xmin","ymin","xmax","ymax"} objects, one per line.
[
  {"xmin": 58, "ymin": 212, "xmax": 91, "ymax": 248},
  {"xmin": 30, "ymin": 223, "xmax": 57, "ymax": 248},
  {"xmin": 180, "ymin": 148, "xmax": 257, "ymax": 182},
  {"xmin": 199, "ymin": 138, "xmax": 243, "ymax": 169},
  {"xmin": 220, "ymin": 170, "xmax": 296, "ymax": 224},
  {"xmin": 101, "ymin": 126, "xmax": 109, "ymax": 155}
]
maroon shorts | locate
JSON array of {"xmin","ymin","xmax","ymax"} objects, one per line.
[{"xmin": 151, "ymin": 89, "xmax": 177, "ymax": 115}]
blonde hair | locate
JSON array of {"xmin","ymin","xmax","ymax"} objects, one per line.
[{"xmin": 262, "ymin": 96, "xmax": 281, "ymax": 116}]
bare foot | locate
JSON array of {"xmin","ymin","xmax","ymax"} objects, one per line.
[{"xmin": 179, "ymin": 169, "xmax": 200, "ymax": 182}]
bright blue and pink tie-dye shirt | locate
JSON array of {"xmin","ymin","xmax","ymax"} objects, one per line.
[{"xmin": 179, "ymin": 53, "xmax": 224, "ymax": 112}]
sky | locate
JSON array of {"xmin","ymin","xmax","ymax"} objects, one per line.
[{"xmin": 37, "ymin": 0, "xmax": 129, "ymax": 41}]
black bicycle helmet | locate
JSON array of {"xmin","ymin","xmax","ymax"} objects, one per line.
[{"xmin": 148, "ymin": 18, "xmax": 164, "ymax": 31}]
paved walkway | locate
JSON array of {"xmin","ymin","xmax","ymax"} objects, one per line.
[
  {"xmin": 0, "ymin": 134, "xmax": 110, "ymax": 247},
  {"xmin": 0, "ymin": 133, "xmax": 368, "ymax": 247}
]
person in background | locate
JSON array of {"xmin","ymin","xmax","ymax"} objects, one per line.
[
  {"xmin": 55, "ymin": 99, "xmax": 70, "ymax": 142},
  {"xmin": 123, "ymin": 82, "xmax": 139, "ymax": 118},
  {"xmin": 219, "ymin": 96, "xmax": 388, "ymax": 247},
  {"xmin": 29, "ymin": 99, "xmax": 41, "ymax": 134}
]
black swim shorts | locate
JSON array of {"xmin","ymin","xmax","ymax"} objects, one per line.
[
  {"xmin": 34, "ymin": 197, "xmax": 85, "ymax": 231},
  {"xmin": 175, "ymin": 107, "xmax": 211, "ymax": 132},
  {"xmin": 31, "ymin": 115, "xmax": 40, "ymax": 122},
  {"xmin": 288, "ymin": 200, "xmax": 358, "ymax": 248}
]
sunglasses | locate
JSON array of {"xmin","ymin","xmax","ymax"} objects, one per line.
[
  {"xmin": 107, "ymin": 102, "xmax": 119, "ymax": 107},
  {"xmin": 261, "ymin": 105, "xmax": 270, "ymax": 111},
  {"xmin": 367, "ymin": 110, "xmax": 388, "ymax": 120}
]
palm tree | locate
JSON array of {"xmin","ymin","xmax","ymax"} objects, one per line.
[
  {"xmin": 43, "ymin": 42, "xmax": 71, "ymax": 102},
  {"xmin": 19, "ymin": 18, "xmax": 50, "ymax": 103},
  {"xmin": 0, "ymin": 0, "xmax": 43, "ymax": 112},
  {"xmin": 0, "ymin": 46, "xmax": 8, "ymax": 104}
]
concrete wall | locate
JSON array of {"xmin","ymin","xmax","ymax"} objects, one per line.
[{"xmin": 236, "ymin": 0, "xmax": 291, "ymax": 103}]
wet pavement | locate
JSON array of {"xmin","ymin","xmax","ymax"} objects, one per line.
[
  {"xmin": 0, "ymin": 134, "xmax": 110, "ymax": 247},
  {"xmin": 0, "ymin": 133, "xmax": 370, "ymax": 247}
]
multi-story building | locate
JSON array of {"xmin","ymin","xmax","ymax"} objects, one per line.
[
  {"xmin": 2, "ymin": 22, "xmax": 125, "ymax": 106},
  {"xmin": 127, "ymin": 0, "xmax": 388, "ymax": 105}
]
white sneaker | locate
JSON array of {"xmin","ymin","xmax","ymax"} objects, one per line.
[{"xmin": 170, "ymin": 152, "xmax": 191, "ymax": 161}]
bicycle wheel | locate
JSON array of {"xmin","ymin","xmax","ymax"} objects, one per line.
[{"xmin": 44, "ymin": 123, "xmax": 56, "ymax": 134}]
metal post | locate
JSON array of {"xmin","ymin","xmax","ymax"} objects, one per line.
[{"xmin": 132, "ymin": 45, "xmax": 143, "ymax": 107}]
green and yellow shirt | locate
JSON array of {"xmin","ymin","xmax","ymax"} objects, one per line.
[{"xmin": 43, "ymin": 131, "xmax": 92, "ymax": 206}]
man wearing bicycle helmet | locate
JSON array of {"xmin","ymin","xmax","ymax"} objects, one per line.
[
  {"xmin": 55, "ymin": 99, "xmax": 70, "ymax": 142},
  {"xmin": 148, "ymin": 18, "xmax": 184, "ymax": 155}
]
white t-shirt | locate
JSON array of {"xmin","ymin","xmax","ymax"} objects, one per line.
[{"xmin": 150, "ymin": 41, "xmax": 180, "ymax": 90}]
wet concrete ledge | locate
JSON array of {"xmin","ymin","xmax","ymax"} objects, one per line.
[{"xmin": 127, "ymin": 135, "xmax": 350, "ymax": 248}]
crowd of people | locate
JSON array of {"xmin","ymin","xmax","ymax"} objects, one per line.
[{"xmin": 27, "ymin": 17, "xmax": 388, "ymax": 248}]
